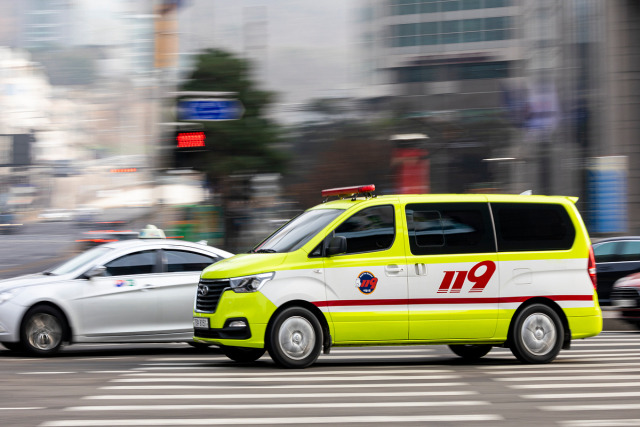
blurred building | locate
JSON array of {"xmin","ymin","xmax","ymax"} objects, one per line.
[{"xmin": 356, "ymin": 0, "xmax": 622, "ymax": 231}]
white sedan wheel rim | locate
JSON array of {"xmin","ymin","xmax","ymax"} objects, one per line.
[{"xmin": 26, "ymin": 313, "xmax": 62, "ymax": 351}]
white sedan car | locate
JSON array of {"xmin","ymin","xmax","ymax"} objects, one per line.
[{"xmin": 0, "ymin": 229, "xmax": 232, "ymax": 356}]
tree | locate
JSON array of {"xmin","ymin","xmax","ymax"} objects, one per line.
[
  {"xmin": 178, "ymin": 49, "xmax": 287, "ymax": 251},
  {"xmin": 179, "ymin": 49, "xmax": 287, "ymax": 187}
]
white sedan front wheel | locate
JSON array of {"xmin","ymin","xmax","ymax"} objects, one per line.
[{"xmin": 20, "ymin": 306, "xmax": 66, "ymax": 356}]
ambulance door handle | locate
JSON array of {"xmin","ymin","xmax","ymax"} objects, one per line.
[
  {"xmin": 385, "ymin": 265, "xmax": 404, "ymax": 276},
  {"xmin": 414, "ymin": 263, "xmax": 427, "ymax": 276},
  {"xmin": 313, "ymin": 269, "xmax": 322, "ymax": 274}
]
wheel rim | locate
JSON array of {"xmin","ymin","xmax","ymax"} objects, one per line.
[
  {"xmin": 520, "ymin": 312, "xmax": 556, "ymax": 356},
  {"xmin": 277, "ymin": 316, "xmax": 316, "ymax": 361},
  {"xmin": 26, "ymin": 313, "xmax": 62, "ymax": 351}
]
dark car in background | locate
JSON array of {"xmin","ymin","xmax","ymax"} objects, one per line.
[
  {"xmin": 593, "ymin": 237, "xmax": 640, "ymax": 305},
  {"xmin": 610, "ymin": 272, "xmax": 640, "ymax": 330}
]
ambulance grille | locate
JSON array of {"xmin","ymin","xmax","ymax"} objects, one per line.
[{"xmin": 195, "ymin": 278, "xmax": 229, "ymax": 313}]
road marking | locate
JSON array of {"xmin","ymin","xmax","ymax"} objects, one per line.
[
  {"xmin": 496, "ymin": 375, "xmax": 640, "ymax": 382},
  {"xmin": 84, "ymin": 391, "xmax": 477, "ymax": 400},
  {"xmin": 511, "ymin": 382, "xmax": 640, "ymax": 389},
  {"xmin": 483, "ymin": 367, "xmax": 640, "ymax": 375},
  {"xmin": 40, "ymin": 414, "xmax": 504, "ymax": 426},
  {"xmin": 18, "ymin": 372, "xmax": 76, "ymax": 375},
  {"xmin": 571, "ymin": 342, "xmax": 640, "ymax": 346},
  {"xmin": 542, "ymin": 404, "xmax": 640, "ymax": 411},
  {"xmin": 101, "ymin": 382, "xmax": 470, "ymax": 390},
  {"xmin": 66, "ymin": 401, "xmax": 490, "ymax": 411},
  {"xmin": 560, "ymin": 420, "xmax": 640, "ymax": 426},
  {"xmin": 124, "ymin": 368, "xmax": 453, "ymax": 377},
  {"xmin": 1, "ymin": 407, "xmax": 46, "ymax": 410},
  {"xmin": 555, "ymin": 349, "xmax": 640, "ymax": 353},
  {"xmin": 524, "ymin": 391, "xmax": 640, "ymax": 399},
  {"xmin": 480, "ymin": 361, "xmax": 640, "ymax": 369},
  {"xmin": 110, "ymin": 374, "xmax": 458, "ymax": 383}
]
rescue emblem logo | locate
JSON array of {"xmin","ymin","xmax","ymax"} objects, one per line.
[{"xmin": 356, "ymin": 271, "xmax": 378, "ymax": 294}]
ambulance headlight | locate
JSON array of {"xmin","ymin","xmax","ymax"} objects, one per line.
[{"xmin": 229, "ymin": 272, "xmax": 274, "ymax": 293}]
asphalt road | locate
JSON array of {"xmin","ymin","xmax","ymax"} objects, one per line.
[{"xmin": 1, "ymin": 332, "xmax": 639, "ymax": 427}]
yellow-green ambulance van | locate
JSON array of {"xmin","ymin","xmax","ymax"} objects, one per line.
[{"xmin": 193, "ymin": 185, "xmax": 602, "ymax": 368}]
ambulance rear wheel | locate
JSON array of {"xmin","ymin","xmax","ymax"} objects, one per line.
[
  {"xmin": 222, "ymin": 346, "xmax": 266, "ymax": 363},
  {"xmin": 510, "ymin": 303, "xmax": 563, "ymax": 364},
  {"xmin": 268, "ymin": 307, "xmax": 323, "ymax": 369},
  {"xmin": 448, "ymin": 344, "xmax": 492, "ymax": 360}
]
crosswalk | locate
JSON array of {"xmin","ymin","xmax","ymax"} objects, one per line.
[{"xmin": 39, "ymin": 332, "xmax": 640, "ymax": 426}]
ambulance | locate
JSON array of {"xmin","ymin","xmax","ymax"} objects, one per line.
[{"xmin": 193, "ymin": 185, "xmax": 602, "ymax": 368}]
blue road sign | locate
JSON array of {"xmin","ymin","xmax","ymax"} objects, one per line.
[{"xmin": 178, "ymin": 99, "xmax": 244, "ymax": 121}]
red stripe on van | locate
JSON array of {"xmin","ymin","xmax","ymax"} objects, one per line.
[{"xmin": 312, "ymin": 294, "xmax": 594, "ymax": 308}]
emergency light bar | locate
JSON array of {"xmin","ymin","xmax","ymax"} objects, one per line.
[{"xmin": 321, "ymin": 185, "xmax": 376, "ymax": 199}]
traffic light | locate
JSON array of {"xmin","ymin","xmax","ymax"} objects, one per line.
[{"xmin": 172, "ymin": 130, "xmax": 208, "ymax": 169}]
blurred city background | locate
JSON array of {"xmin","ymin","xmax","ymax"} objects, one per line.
[{"xmin": 0, "ymin": 0, "xmax": 635, "ymax": 255}]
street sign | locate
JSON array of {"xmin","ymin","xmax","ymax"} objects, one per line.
[{"xmin": 178, "ymin": 98, "xmax": 244, "ymax": 121}]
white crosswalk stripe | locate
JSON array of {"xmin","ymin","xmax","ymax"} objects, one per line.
[{"xmin": 38, "ymin": 332, "xmax": 640, "ymax": 427}]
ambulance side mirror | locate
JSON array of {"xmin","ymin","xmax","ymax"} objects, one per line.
[{"xmin": 326, "ymin": 236, "xmax": 347, "ymax": 257}]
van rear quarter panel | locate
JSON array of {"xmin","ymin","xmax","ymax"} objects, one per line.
[{"xmin": 490, "ymin": 196, "xmax": 601, "ymax": 340}]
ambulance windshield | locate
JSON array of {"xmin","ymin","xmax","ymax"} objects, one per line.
[{"xmin": 253, "ymin": 208, "xmax": 344, "ymax": 253}]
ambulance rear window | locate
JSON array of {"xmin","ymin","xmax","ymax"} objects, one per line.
[{"xmin": 492, "ymin": 203, "xmax": 575, "ymax": 252}]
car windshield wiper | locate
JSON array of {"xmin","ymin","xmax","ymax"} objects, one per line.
[{"xmin": 254, "ymin": 249, "xmax": 277, "ymax": 253}]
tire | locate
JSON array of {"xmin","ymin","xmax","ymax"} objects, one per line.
[
  {"xmin": 448, "ymin": 344, "xmax": 492, "ymax": 360},
  {"xmin": 510, "ymin": 303, "xmax": 564, "ymax": 364},
  {"xmin": 267, "ymin": 306, "xmax": 323, "ymax": 369},
  {"xmin": 20, "ymin": 306, "xmax": 66, "ymax": 356},
  {"xmin": 1, "ymin": 341, "xmax": 22, "ymax": 352},
  {"xmin": 222, "ymin": 346, "xmax": 266, "ymax": 363}
]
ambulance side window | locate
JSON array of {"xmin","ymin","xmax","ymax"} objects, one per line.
[
  {"xmin": 333, "ymin": 205, "xmax": 395, "ymax": 254},
  {"xmin": 405, "ymin": 203, "xmax": 495, "ymax": 255},
  {"xmin": 492, "ymin": 203, "xmax": 575, "ymax": 252}
]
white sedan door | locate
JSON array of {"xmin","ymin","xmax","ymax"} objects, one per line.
[
  {"xmin": 153, "ymin": 248, "xmax": 221, "ymax": 338},
  {"xmin": 79, "ymin": 249, "xmax": 163, "ymax": 340}
]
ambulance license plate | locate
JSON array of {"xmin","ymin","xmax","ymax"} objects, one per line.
[
  {"xmin": 612, "ymin": 299, "xmax": 636, "ymax": 308},
  {"xmin": 193, "ymin": 317, "xmax": 209, "ymax": 329}
]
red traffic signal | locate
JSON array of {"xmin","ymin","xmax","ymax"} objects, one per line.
[{"xmin": 176, "ymin": 131, "xmax": 206, "ymax": 148}]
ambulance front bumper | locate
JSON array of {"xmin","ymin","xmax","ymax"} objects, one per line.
[{"xmin": 193, "ymin": 289, "xmax": 277, "ymax": 349}]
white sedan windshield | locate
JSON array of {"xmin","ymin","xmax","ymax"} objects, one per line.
[{"xmin": 48, "ymin": 247, "xmax": 113, "ymax": 276}]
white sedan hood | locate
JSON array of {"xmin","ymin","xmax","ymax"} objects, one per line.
[{"xmin": 0, "ymin": 273, "xmax": 70, "ymax": 292}]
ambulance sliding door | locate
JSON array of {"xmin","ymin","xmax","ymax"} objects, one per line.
[
  {"xmin": 323, "ymin": 204, "xmax": 409, "ymax": 343},
  {"xmin": 405, "ymin": 202, "xmax": 499, "ymax": 340}
]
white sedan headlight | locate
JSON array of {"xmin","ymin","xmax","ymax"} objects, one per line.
[{"xmin": 229, "ymin": 272, "xmax": 274, "ymax": 293}]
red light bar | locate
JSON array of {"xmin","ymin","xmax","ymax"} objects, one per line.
[
  {"xmin": 177, "ymin": 131, "xmax": 206, "ymax": 148},
  {"xmin": 321, "ymin": 185, "xmax": 376, "ymax": 198}
]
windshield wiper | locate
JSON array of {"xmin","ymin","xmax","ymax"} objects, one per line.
[{"xmin": 254, "ymin": 249, "xmax": 277, "ymax": 253}]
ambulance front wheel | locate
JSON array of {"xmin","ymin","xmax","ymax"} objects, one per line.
[
  {"xmin": 510, "ymin": 303, "xmax": 564, "ymax": 364},
  {"xmin": 267, "ymin": 306, "xmax": 323, "ymax": 369},
  {"xmin": 448, "ymin": 344, "xmax": 492, "ymax": 360}
]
